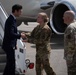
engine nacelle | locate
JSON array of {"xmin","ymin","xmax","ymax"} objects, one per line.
[{"xmin": 50, "ymin": 0, "xmax": 76, "ymax": 34}]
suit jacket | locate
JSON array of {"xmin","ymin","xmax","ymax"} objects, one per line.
[{"xmin": 2, "ymin": 15, "xmax": 21, "ymax": 49}]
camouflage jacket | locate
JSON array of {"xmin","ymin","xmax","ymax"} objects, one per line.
[
  {"xmin": 25, "ymin": 24, "xmax": 52, "ymax": 54},
  {"xmin": 64, "ymin": 21, "xmax": 76, "ymax": 60}
]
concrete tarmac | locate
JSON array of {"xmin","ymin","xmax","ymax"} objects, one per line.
[{"xmin": 18, "ymin": 22, "xmax": 67, "ymax": 75}]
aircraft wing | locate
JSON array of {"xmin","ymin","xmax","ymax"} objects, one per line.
[
  {"xmin": 16, "ymin": 16, "xmax": 36, "ymax": 26},
  {"xmin": 40, "ymin": 1, "xmax": 55, "ymax": 10}
]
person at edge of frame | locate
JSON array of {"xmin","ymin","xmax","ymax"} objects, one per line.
[
  {"xmin": 63, "ymin": 10, "xmax": 76, "ymax": 75},
  {"xmin": 2, "ymin": 4, "xmax": 25, "ymax": 75}
]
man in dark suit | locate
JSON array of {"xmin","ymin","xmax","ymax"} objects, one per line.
[{"xmin": 2, "ymin": 4, "xmax": 25, "ymax": 75}]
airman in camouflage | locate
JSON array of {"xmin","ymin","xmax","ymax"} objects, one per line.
[
  {"xmin": 23, "ymin": 12, "xmax": 56, "ymax": 75},
  {"xmin": 63, "ymin": 10, "xmax": 76, "ymax": 75}
]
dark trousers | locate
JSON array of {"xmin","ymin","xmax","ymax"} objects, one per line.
[{"xmin": 3, "ymin": 47, "xmax": 15, "ymax": 75}]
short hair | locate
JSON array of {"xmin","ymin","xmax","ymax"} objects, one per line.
[
  {"xmin": 64, "ymin": 10, "xmax": 75, "ymax": 20},
  {"xmin": 38, "ymin": 12, "xmax": 49, "ymax": 23},
  {"xmin": 12, "ymin": 4, "xmax": 22, "ymax": 13}
]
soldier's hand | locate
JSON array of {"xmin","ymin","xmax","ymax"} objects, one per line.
[
  {"xmin": 22, "ymin": 39, "xmax": 28, "ymax": 42},
  {"xmin": 22, "ymin": 37, "xmax": 28, "ymax": 42}
]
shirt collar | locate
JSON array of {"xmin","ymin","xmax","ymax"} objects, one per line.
[{"xmin": 11, "ymin": 13, "xmax": 16, "ymax": 19}]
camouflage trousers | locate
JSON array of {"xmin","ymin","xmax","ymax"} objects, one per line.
[
  {"xmin": 35, "ymin": 53, "xmax": 55, "ymax": 75},
  {"xmin": 66, "ymin": 54, "xmax": 76, "ymax": 75}
]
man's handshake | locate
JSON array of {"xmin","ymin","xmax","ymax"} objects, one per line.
[
  {"xmin": 20, "ymin": 32, "xmax": 28, "ymax": 42},
  {"xmin": 21, "ymin": 32, "xmax": 26, "ymax": 38}
]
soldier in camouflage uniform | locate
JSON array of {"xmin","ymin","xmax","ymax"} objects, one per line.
[
  {"xmin": 63, "ymin": 10, "xmax": 76, "ymax": 75},
  {"xmin": 23, "ymin": 12, "xmax": 56, "ymax": 75}
]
